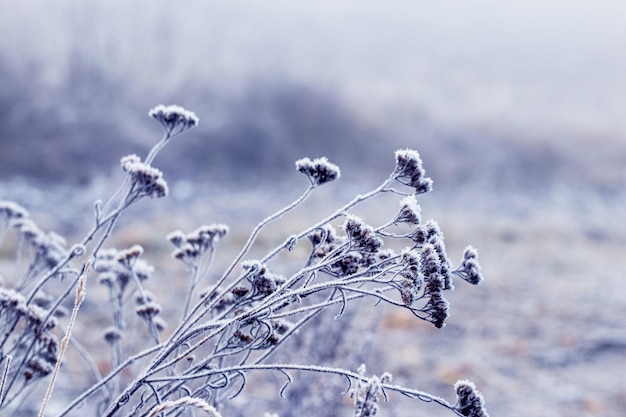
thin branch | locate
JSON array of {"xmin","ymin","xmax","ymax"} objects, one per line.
[
  {"xmin": 0, "ymin": 355, "xmax": 11, "ymax": 409},
  {"xmin": 38, "ymin": 258, "xmax": 92, "ymax": 417}
]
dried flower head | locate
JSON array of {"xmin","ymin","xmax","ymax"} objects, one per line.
[
  {"xmin": 103, "ymin": 326, "xmax": 123, "ymax": 344},
  {"xmin": 332, "ymin": 252, "xmax": 363, "ymax": 276},
  {"xmin": 426, "ymin": 291, "xmax": 449, "ymax": 328},
  {"xmin": 169, "ymin": 224, "xmax": 229, "ymax": 265},
  {"xmin": 136, "ymin": 301, "xmax": 162, "ymax": 320},
  {"xmin": 393, "ymin": 149, "xmax": 433, "ymax": 194},
  {"xmin": 117, "ymin": 244, "xmax": 144, "ymax": 267},
  {"xmin": 398, "ymin": 249, "xmax": 423, "ymax": 305},
  {"xmin": 121, "ymin": 155, "xmax": 169, "ymax": 199},
  {"xmin": 134, "ymin": 259, "xmax": 155, "ymax": 281},
  {"xmin": 343, "ymin": 215, "xmax": 383, "ymax": 253},
  {"xmin": 456, "ymin": 246, "xmax": 485, "ymax": 285},
  {"xmin": 167, "ymin": 230, "xmax": 186, "ymax": 248},
  {"xmin": 396, "ymin": 195, "xmax": 422, "ymax": 224},
  {"xmin": 411, "ymin": 220, "xmax": 453, "ymax": 290},
  {"xmin": 24, "ymin": 357, "xmax": 55, "ymax": 381},
  {"xmin": 308, "ymin": 225, "xmax": 346, "ymax": 259},
  {"xmin": 0, "ymin": 288, "xmax": 27, "ymax": 316},
  {"xmin": 0, "ymin": 200, "xmax": 29, "ymax": 221},
  {"xmin": 96, "ymin": 247, "xmax": 154, "ymax": 292},
  {"xmin": 11, "ymin": 219, "xmax": 67, "ymax": 270},
  {"xmin": 352, "ymin": 365, "xmax": 393, "ymax": 417},
  {"xmin": 454, "ymin": 380, "xmax": 490, "ymax": 417},
  {"xmin": 242, "ymin": 260, "xmax": 285, "ymax": 296},
  {"xmin": 418, "ymin": 244, "xmax": 450, "ymax": 328},
  {"xmin": 295, "ymin": 157, "xmax": 341, "ymax": 187},
  {"xmin": 149, "ymin": 104, "xmax": 199, "ymax": 136}
]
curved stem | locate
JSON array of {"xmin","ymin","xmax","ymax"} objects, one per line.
[
  {"xmin": 55, "ymin": 343, "xmax": 163, "ymax": 417},
  {"xmin": 205, "ymin": 184, "xmax": 315, "ymax": 301}
]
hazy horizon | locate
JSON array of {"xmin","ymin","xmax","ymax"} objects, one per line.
[{"xmin": 2, "ymin": 0, "xmax": 626, "ymax": 138}]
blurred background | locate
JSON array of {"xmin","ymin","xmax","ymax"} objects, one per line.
[{"xmin": 1, "ymin": 1, "xmax": 626, "ymax": 416}]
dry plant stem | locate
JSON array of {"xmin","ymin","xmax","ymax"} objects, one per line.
[
  {"xmin": 182, "ymin": 266, "xmax": 200, "ymax": 320},
  {"xmin": 144, "ymin": 132, "xmax": 171, "ymax": 166},
  {"xmin": 0, "ymin": 355, "xmax": 11, "ymax": 409},
  {"xmin": 2, "ymin": 268, "xmax": 91, "ymax": 397},
  {"xmin": 145, "ymin": 363, "xmax": 459, "ymax": 413},
  {"xmin": 176, "ymin": 177, "xmax": 392, "ymax": 349},
  {"xmin": 102, "ymin": 178, "xmax": 401, "ymax": 416},
  {"xmin": 124, "ymin": 186, "xmax": 320, "ymax": 393},
  {"xmin": 204, "ymin": 184, "xmax": 315, "ymax": 302},
  {"xmin": 151, "ymin": 311, "xmax": 322, "ymax": 407},
  {"xmin": 25, "ymin": 255, "xmax": 77, "ymax": 303},
  {"xmin": 146, "ymin": 397, "xmax": 222, "ymax": 417},
  {"xmin": 38, "ymin": 259, "xmax": 92, "ymax": 417},
  {"xmin": 99, "ymin": 129, "xmax": 168, "ymax": 217},
  {"xmin": 129, "ymin": 270, "xmax": 160, "ymax": 345},
  {"xmin": 100, "ymin": 321, "xmax": 235, "ymax": 416},
  {"xmin": 111, "ymin": 281, "xmax": 396, "ymax": 411},
  {"xmin": 2, "ymin": 120, "xmax": 486, "ymax": 417},
  {"xmin": 181, "ymin": 258, "xmax": 206, "ymax": 321},
  {"xmin": 68, "ymin": 337, "xmax": 109, "ymax": 400},
  {"xmin": 56, "ymin": 344, "xmax": 164, "ymax": 417},
  {"xmin": 175, "ymin": 177, "xmax": 390, "ymax": 348},
  {"xmin": 25, "ymin": 204, "xmax": 125, "ymax": 310},
  {"xmin": 261, "ymin": 176, "xmax": 394, "ymax": 265}
]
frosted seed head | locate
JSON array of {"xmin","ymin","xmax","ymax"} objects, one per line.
[
  {"xmin": 117, "ymin": 245, "xmax": 144, "ymax": 266},
  {"xmin": 122, "ymin": 158, "xmax": 169, "ymax": 199},
  {"xmin": 463, "ymin": 245, "xmax": 479, "ymax": 260},
  {"xmin": 454, "ymin": 380, "xmax": 490, "ymax": 417},
  {"xmin": 153, "ymin": 316, "xmax": 167, "ymax": 332},
  {"xmin": 12, "ymin": 218, "xmax": 41, "ymax": 242},
  {"xmin": 103, "ymin": 326, "xmax": 123, "ymax": 344},
  {"xmin": 343, "ymin": 215, "xmax": 383, "ymax": 253},
  {"xmin": 295, "ymin": 156, "xmax": 341, "ymax": 186},
  {"xmin": 167, "ymin": 230, "xmax": 186, "ymax": 248},
  {"xmin": 333, "ymin": 252, "xmax": 363, "ymax": 276},
  {"xmin": 133, "ymin": 259, "xmax": 154, "ymax": 282},
  {"xmin": 0, "ymin": 200, "xmax": 29, "ymax": 220},
  {"xmin": 149, "ymin": 104, "xmax": 199, "ymax": 136},
  {"xmin": 458, "ymin": 247, "xmax": 484, "ymax": 285},
  {"xmin": 135, "ymin": 291, "xmax": 155, "ymax": 305},
  {"xmin": 393, "ymin": 149, "xmax": 433, "ymax": 194},
  {"xmin": 377, "ymin": 248, "xmax": 396, "ymax": 261},
  {"xmin": 136, "ymin": 301, "xmax": 161, "ymax": 320},
  {"xmin": 401, "ymin": 248, "xmax": 420, "ymax": 267},
  {"xmin": 420, "ymin": 244, "xmax": 441, "ymax": 276},
  {"xmin": 231, "ymin": 286, "xmax": 250, "ymax": 298},
  {"xmin": 427, "ymin": 291, "xmax": 449, "ymax": 328},
  {"xmin": 396, "ymin": 195, "xmax": 422, "ymax": 224},
  {"xmin": 98, "ymin": 272, "xmax": 115, "ymax": 287},
  {"xmin": 120, "ymin": 154, "xmax": 141, "ymax": 172}
]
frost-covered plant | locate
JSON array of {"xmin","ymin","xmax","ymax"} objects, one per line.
[{"xmin": 0, "ymin": 105, "xmax": 488, "ymax": 417}]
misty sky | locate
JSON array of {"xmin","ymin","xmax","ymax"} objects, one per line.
[{"xmin": 2, "ymin": 0, "xmax": 626, "ymax": 139}]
